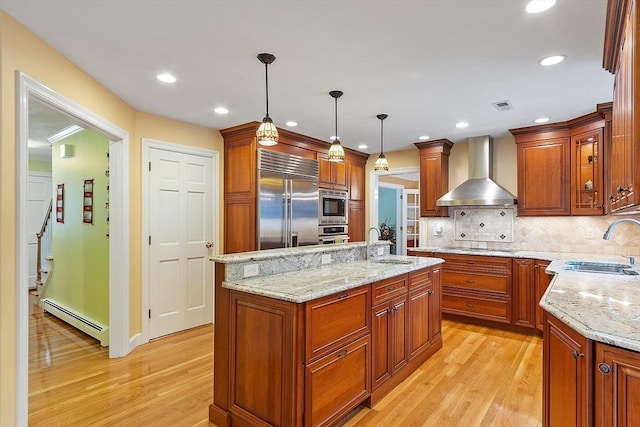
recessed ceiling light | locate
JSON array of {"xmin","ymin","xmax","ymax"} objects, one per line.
[
  {"xmin": 419, "ymin": 135, "xmax": 430, "ymax": 140},
  {"xmin": 214, "ymin": 107, "xmax": 229, "ymax": 115},
  {"xmin": 526, "ymin": 0, "xmax": 556, "ymax": 14},
  {"xmin": 286, "ymin": 121, "xmax": 298, "ymax": 127},
  {"xmin": 539, "ymin": 55, "xmax": 566, "ymax": 66},
  {"xmin": 157, "ymin": 73, "xmax": 177, "ymax": 83},
  {"xmin": 455, "ymin": 121, "xmax": 469, "ymax": 129},
  {"xmin": 358, "ymin": 144, "xmax": 368, "ymax": 149},
  {"xmin": 534, "ymin": 117, "xmax": 550, "ymax": 123}
]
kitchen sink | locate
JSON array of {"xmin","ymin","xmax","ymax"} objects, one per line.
[
  {"xmin": 371, "ymin": 259, "xmax": 414, "ymax": 265},
  {"xmin": 563, "ymin": 261, "xmax": 639, "ymax": 275}
]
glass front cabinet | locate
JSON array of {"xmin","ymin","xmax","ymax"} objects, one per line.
[{"xmin": 571, "ymin": 129, "xmax": 604, "ymax": 215}]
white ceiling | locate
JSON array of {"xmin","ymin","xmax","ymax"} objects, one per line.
[{"xmin": 3, "ymin": 0, "xmax": 614, "ymax": 155}]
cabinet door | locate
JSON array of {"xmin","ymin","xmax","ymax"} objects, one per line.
[
  {"xmin": 305, "ymin": 335, "xmax": 371, "ymax": 427},
  {"xmin": 571, "ymin": 129, "xmax": 604, "ymax": 215},
  {"xmin": 390, "ymin": 296, "xmax": 408, "ymax": 374},
  {"xmin": 535, "ymin": 260, "xmax": 552, "ymax": 331},
  {"xmin": 318, "ymin": 154, "xmax": 347, "ymax": 190},
  {"xmin": 348, "ymin": 201, "xmax": 365, "ymax": 243},
  {"xmin": 512, "ymin": 258, "xmax": 536, "ymax": 329},
  {"xmin": 333, "ymin": 160, "xmax": 348, "ymax": 190},
  {"xmin": 225, "ymin": 202, "xmax": 256, "ymax": 253},
  {"xmin": 419, "ymin": 153, "xmax": 447, "ymax": 217},
  {"xmin": 543, "ymin": 312, "xmax": 592, "ymax": 427},
  {"xmin": 594, "ymin": 342, "xmax": 640, "ymax": 427},
  {"xmin": 408, "ymin": 286, "xmax": 431, "ymax": 360},
  {"xmin": 348, "ymin": 160, "xmax": 365, "ymax": 202},
  {"xmin": 371, "ymin": 295, "xmax": 407, "ymax": 390},
  {"xmin": 517, "ymin": 138, "xmax": 571, "ymax": 216}
]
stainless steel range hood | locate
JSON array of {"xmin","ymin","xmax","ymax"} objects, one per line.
[{"xmin": 436, "ymin": 136, "xmax": 517, "ymax": 207}]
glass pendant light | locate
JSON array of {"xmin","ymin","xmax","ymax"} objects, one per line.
[
  {"xmin": 327, "ymin": 90, "xmax": 346, "ymax": 162},
  {"xmin": 374, "ymin": 114, "xmax": 389, "ymax": 171},
  {"xmin": 256, "ymin": 53, "xmax": 278, "ymax": 146}
]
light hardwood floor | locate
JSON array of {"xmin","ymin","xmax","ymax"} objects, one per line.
[{"xmin": 29, "ymin": 295, "xmax": 542, "ymax": 426}]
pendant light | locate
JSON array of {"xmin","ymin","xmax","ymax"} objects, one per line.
[
  {"xmin": 256, "ymin": 53, "xmax": 278, "ymax": 146},
  {"xmin": 327, "ymin": 90, "xmax": 346, "ymax": 162},
  {"xmin": 374, "ymin": 114, "xmax": 389, "ymax": 171}
]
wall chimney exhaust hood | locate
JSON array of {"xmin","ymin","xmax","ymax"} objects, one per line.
[{"xmin": 436, "ymin": 136, "xmax": 517, "ymax": 207}]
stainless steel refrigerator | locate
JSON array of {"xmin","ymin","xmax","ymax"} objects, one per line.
[{"xmin": 258, "ymin": 149, "xmax": 319, "ymax": 250}]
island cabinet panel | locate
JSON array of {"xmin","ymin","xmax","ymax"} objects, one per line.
[
  {"xmin": 594, "ymin": 342, "xmax": 640, "ymax": 426},
  {"xmin": 228, "ymin": 291, "xmax": 304, "ymax": 427},
  {"xmin": 304, "ymin": 335, "xmax": 371, "ymax": 427},
  {"xmin": 543, "ymin": 312, "xmax": 592, "ymax": 427},
  {"xmin": 430, "ymin": 266, "xmax": 442, "ymax": 343},
  {"xmin": 535, "ymin": 260, "xmax": 553, "ymax": 331},
  {"xmin": 305, "ymin": 285, "xmax": 371, "ymax": 363},
  {"xmin": 371, "ymin": 274, "xmax": 408, "ymax": 306},
  {"xmin": 438, "ymin": 253, "xmax": 513, "ymax": 324},
  {"xmin": 512, "ymin": 258, "xmax": 536, "ymax": 329}
]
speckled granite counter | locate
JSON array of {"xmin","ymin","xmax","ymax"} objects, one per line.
[
  {"xmin": 211, "ymin": 242, "xmax": 443, "ymax": 303},
  {"xmin": 541, "ymin": 260, "xmax": 640, "ymax": 352}
]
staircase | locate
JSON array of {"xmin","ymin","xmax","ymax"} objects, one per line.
[{"xmin": 35, "ymin": 200, "xmax": 53, "ymax": 302}]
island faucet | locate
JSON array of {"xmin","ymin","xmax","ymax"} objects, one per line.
[
  {"xmin": 366, "ymin": 227, "xmax": 381, "ymax": 260},
  {"xmin": 602, "ymin": 218, "xmax": 640, "ymax": 240}
]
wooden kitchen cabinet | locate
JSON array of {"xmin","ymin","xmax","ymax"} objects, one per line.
[
  {"xmin": 510, "ymin": 104, "xmax": 611, "ymax": 216},
  {"xmin": 594, "ymin": 342, "xmax": 640, "ymax": 426},
  {"xmin": 512, "ymin": 258, "xmax": 536, "ymax": 329},
  {"xmin": 318, "ymin": 154, "xmax": 348, "ymax": 191},
  {"xmin": 437, "ymin": 253, "xmax": 513, "ymax": 325},
  {"xmin": 220, "ymin": 122, "xmax": 368, "ymax": 253},
  {"xmin": 543, "ymin": 312, "xmax": 593, "ymax": 427},
  {"xmin": 407, "ymin": 268, "xmax": 437, "ymax": 360},
  {"xmin": 604, "ymin": 0, "xmax": 640, "ymax": 213},
  {"xmin": 535, "ymin": 260, "xmax": 553, "ymax": 331},
  {"xmin": 371, "ymin": 295, "xmax": 408, "ymax": 390},
  {"xmin": 414, "ymin": 139, "xmax": 453, "ymax": 218}
]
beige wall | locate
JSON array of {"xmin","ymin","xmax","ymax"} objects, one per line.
[{"xmin": 0, "ymin": 13, "xmax": 223, "ymax": 424}]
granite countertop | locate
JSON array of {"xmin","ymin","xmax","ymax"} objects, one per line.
[
  {"xmin": 221, "ymin": 255, "xmax": 444, "ymax": 303},
  {"xmin": 541, "ymin": 260, "xmax": 640, "ymax": 353}
]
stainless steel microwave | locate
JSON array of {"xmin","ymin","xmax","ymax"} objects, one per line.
[{"xmin": 318, "ymin": 189, "xmax": 348, "ymax": 225}]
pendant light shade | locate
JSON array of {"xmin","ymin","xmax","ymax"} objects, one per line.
[
  {"xmin": 328, "ymin": 90, "xmax": 346, "ymax": 162},
  {"xmin": 374, "ymin": 114, "xmax": 389, "ymax": 171},
  {"xmin": 256, "ymin": 53, "xmax": 278, "ymax": 146}
]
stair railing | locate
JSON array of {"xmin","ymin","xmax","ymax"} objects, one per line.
[{"xmin": 35, "ymin": 199, "xmax": 53, "ymax": 293}]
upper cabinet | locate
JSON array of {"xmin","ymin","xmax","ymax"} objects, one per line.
[
  {"xmin": 510, "ymin": 104, "xmax": 612, "ymax": 216},
  {"xmin": 414, "ymin": 139, "xmax": 453, "ymax": 218},
  {"xmin": 220, "ymin": 122, "xmax": 369, "ymax": 253},
  {"xmin": 603, "ymin": 0, "xmax": 640, "ymax": 213}
]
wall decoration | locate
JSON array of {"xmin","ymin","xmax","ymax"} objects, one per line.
[
  {"xmin": 56, "ymin": 184, "xmax": 64, "ymax": 223},
  {"xmin": 83, "ymin": 179, "xmax": 94, "ymax": 224}
]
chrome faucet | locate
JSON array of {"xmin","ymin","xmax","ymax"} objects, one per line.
[
  {"xmin": 366, "ymin": 227, "xmax": 381, "ymax": 260},
  {"xmin": 603, "ymin": 218, "xmax": 640, "ymax": 240}
]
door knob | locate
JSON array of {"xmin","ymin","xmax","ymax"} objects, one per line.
[{"xmin": 205, "ymin": 242, "xmax": 213, "ymax": 249}]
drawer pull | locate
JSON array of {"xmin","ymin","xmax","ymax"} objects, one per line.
[
  {"xmin": 336, "ymin": 349, "xmax": 348, "ymax": 358},
  {"xmin": 386, "ymin": 285, "xmax": 395, "ymax": 291},
  {"xmin": 571, "ymin": 350, "xmax": 584, "ymax": 359},
  {"xmin": 466, "ymin": 261, "xmax": 475, "ymax": 264},
  {"xmin": 465, "ymin": 302, "xmax": 476, "ymax": 308},
  {"xmin": 427, "ymin": 290, "xmax": 434, "ymax": 296},
  {"xmin": 337, "ymin": 293, "xmax": 349, "ymax": 300},
  {"xmin": 465, "ymin": 279, "xmax": 476, "ymax": 284}
]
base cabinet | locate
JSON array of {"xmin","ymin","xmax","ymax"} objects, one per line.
[{"xmin": 594, "ymin": 342, "xmax": 640, "ymax": 427}]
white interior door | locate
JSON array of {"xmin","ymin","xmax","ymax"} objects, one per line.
[
  {"xmin": 27, "ymin": 173, "xmax": 52, "ymax": 289},
  {"xmin": 149, "ymin": 147, "xmax": 214, "ymax": 339}
]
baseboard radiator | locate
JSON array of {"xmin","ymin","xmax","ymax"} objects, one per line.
[{"xmin": 42, "ymin": 298, "xmax": 109, "ymax": 347}]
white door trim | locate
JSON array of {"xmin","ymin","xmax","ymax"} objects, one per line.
[
  {"xmin": 369, "ymin": 166, "xmax": 419, "ymax": 230},
  {"xmin": 16, "ymin": 71, "xmax": 131, "ymax": 425},
  {"xmin": 141, "ymin": 138, "xmax": 219, "ymax": 344}
]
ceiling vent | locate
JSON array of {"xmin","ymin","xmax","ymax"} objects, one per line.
[{"xmin": 492, "ymin": 100, "xmax": 513, "ymax": 111}]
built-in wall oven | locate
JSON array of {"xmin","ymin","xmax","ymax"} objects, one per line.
[
  {"xmin": 319, "ymin": 189, "xmax": 348, "ymax": 225},
  {"xmin": 318, "ymin": 224, "xmax": 349, "ymax": 244}
]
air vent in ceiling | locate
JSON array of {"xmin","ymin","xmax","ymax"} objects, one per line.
[{"xmin": 492, "ymin": 100, "xmax": 513, "ymax": 111}]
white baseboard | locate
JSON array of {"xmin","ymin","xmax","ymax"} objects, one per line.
[
  {"xmin": 42, "ymin": 298, "xmax": 109, "ymax": 346},
  {"xmin": 129, "ymin": 333, "xmax": 142, "ymax": 353}
]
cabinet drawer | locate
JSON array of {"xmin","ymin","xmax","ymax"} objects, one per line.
[
  {"xmin": 305, "ymin": 335, "xmax": 371, "ymax": 427},
  {"xmin": 372, "ymin": 275, "xmax": 407, "ymax": 305},
  {"xmin": 442, "ymin": 292, "xmax": 510, "ymax": 324},
  {"xmin": 409, "ymin": 268, "xmax": 431, "ymax": 291},
  {"xmin": 437, "ymin": 253, "xmax": 511, "ymax": 274},
  {"xmin": 442, "ymin": 271, "xmax": 510, "ymax": 295},
  {"xmin": 306, "ymin": 285, "xmax": 370, "ymax": 362}
]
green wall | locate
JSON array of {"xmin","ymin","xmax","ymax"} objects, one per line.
[
  {"xmin": 29, "ymin": 160, "xmax": 52, "ymax": 172},
  {"xmin": 49, "ymin": 130, "xmax": 109, "ymax": 326}
]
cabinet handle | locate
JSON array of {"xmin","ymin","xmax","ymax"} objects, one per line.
[
  {"xmin": 336, "ymin": 349, "xmax": 348, "ymax": 358},
  {"xmin": 465, "ymin": 302, "xmax": 476, "ymax": 308},
  {"xmin": 571, "ymin": 350, "xmax": 584, "ymax": 359},
  {"xmin": 337, "ymin": 293, "xmax": 349, "ymax": 300},
  {"xmin": 466, "ymin": 261, "xmax": 475, "ymax": 264},
  {"xmin": 465, "ymin": 279, "xmax": 476, "ymax": 284},
  {"xmin": 386, "ymin": 285, "xmax": 395, "ymax": 291},
  {"xmin": 427, "ymin": 290, "xmax": 434, "ymax": 295},
  {"xmin": 598, "ymin": 362, "xmax": 612, "ymax": 375}
]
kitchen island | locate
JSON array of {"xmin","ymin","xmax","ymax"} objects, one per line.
[{"xmin": 209, "ymin": 242, "xmax": 444, "ymax": 427}]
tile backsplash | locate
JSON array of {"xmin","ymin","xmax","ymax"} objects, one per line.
[{"xmin": 424, "ymin": 208, "xmax": 640, "ymax": 256}]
